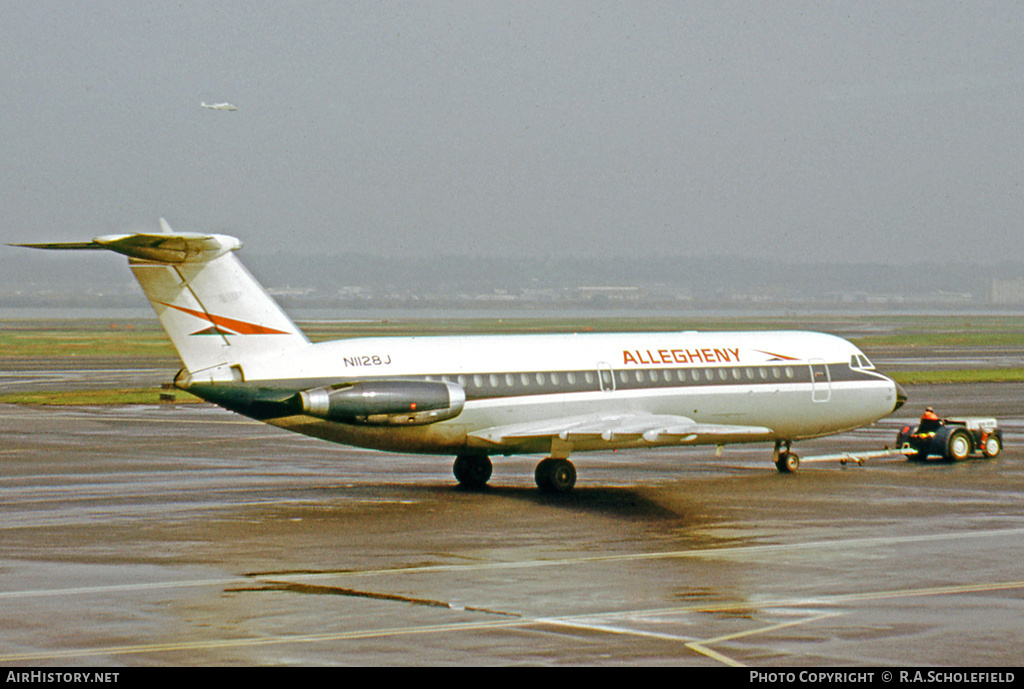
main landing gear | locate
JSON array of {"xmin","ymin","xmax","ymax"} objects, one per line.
[
  {"xmin": 534, "ymin": 457, "xmax": 577, "ymax": 494},
  {"xmin": 452, "ymin": 454, "xmax": 578, "ymax": 494},
  {"xmin": 773, "ymin": 439, "xmax": 799, "ymax": 473},
  {"xmin": 453, "ymin": 453, "xmax": 492, "ymax": 490}
]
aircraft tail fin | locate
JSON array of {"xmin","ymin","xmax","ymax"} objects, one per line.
[{"xmin": 13, "ymin": 221, "xmax": 310, "ymax": 376}]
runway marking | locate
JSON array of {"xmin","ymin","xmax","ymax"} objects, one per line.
[
  {"xmin": 683, "ymin": 612, "xmax": 842, "ymax": 667},
  {"xmin": 249, "ymin": 526, "xmax": 1024, "ymax": 581},
  {"xmin": 0, "ymin": 619, "xmax": 527, "ymax": 663},
  {"xmin": 0, "ymin": 577, "xmax": 250, "ymax": 600},
  {"xmin": 1, "ymin": 581, "xmax": 1021, "ymax": 663},
  {"xmin": 545, "ymin": 612, "xmax": 842, "ymax": 667},
  {"xmin": 4, "ymin": 527, "xmax": 1023, "ymax": 603},
  {"xmin": 536, "ymin": 580, "xmax": 1024, "ymax": 668}
]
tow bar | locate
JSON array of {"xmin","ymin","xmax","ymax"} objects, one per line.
[{"xmin": 797, "ymin": 446, "xmax": 918, "ymax": 466}]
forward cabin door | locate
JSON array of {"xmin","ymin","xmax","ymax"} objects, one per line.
[
  {"xmin": 597, "ymin": 362, "xmax": 616, "ymax": 392},
  {"xmin": 810, "ymin": 359, "xmax": 831, "ymax": 403}
]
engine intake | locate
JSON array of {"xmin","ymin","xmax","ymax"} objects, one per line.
[{"xmin": 298, "ymin": 380, "xmax": 465, "ymax": 426}]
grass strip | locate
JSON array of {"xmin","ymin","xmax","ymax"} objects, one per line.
[
  {"xmin": 889, "ymin": 369, "xmax": 1024, "ymax": 385},
  {"xmin": 0, "ymin": 388, "xmax": 203, "ymax": 406}
]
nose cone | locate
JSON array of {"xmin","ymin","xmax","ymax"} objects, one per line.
[{"xmin": 893, "ymin": 381, "xmax": 908, "ymax": 411}]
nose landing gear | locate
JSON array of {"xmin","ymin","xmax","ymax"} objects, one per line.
[{"xmin": 773, "ymin": 440, "xmax": 799, "ymax": 473}]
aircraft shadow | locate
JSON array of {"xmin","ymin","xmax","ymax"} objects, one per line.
[{"xmin": 449, "ymin": 483, "xmax": 685, "ymax": 520}]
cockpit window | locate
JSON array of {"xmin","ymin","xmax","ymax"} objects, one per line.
[{"xmin": 850, "ymin": 354, "xmax": 875, "ymax": 370}]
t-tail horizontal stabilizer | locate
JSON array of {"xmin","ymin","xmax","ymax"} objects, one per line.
[
  {"xmin": 14, "ymin": 231, "xmax": 241, "ymax": 264},
  {"xmin": 12, "ymin": 220, "xmax": 310, "ymax": 376}
]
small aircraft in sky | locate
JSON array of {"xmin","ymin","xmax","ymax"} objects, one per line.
[
  {"xmin": 201, "ymin": 101, "xmax": 237, "ymax": 111},
  {"xmin": 14, "ymin": 221, "xmax": 906, "ymax": 493}
]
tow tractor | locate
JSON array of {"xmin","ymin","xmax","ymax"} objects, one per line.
[
  {"xmin": 774, "ymin": 415, "xmax": 1003, "ymax": 469},
  {"xmin": 895, "ymin": 416, "xmax": 1003, "ymax": 462}
]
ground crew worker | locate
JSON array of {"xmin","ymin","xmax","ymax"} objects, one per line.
[{"xmin": 919, "ymin": 406, "xmax": 940, "ymax": 432}]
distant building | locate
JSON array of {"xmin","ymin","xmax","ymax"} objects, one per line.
[
  {"xmin": 991, "ymin": 278, "xmax": 1024, "ymax": 304},
  {"xmin": 576, "ymin": 286, "xmax": 642, "ymax": 301}
]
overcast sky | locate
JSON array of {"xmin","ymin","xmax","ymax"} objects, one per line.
[{"xmin": 2, "ymin": 1, "xmax": 1022, "ymax": 264}]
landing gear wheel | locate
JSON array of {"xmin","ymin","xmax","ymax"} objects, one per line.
[
  {"xmin": 944, "ymin": 429, "xmax": 972, "ymax": 462},
  {"xmin": 453, "ymin": 453, "xmax": 492, "ymax": 490},
  {"xmin": 983, "ymin": 435, "xmax": 1002, "ymax": 459},
  {"xmin": 535, "ymin": 458, "xmax": 577, "ymax": 494},
  {"xmin": 775, "ymin": 452, "xmax": 799, "ymax": 473}
]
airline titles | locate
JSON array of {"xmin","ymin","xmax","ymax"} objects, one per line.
[{"xmin": 623, "ymin": 347, "xmax": 741, "ymax": 366}]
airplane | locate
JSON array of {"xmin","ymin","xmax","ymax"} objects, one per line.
[
  {"xmin": 13, "ymin": 221, "xmax": 907, "ymax": 493},
  {"xmin": 201, "ymin": 101, "xmax": 237, "ymax": 111}
]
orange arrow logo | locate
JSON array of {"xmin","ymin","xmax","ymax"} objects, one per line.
[{"xmin": 157, "ymin": 302, "xmax": 290, "ymax": 335}]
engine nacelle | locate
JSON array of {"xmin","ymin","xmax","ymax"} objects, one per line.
[{"xmin": 298, "ymin": 380, "xmax": 465, "ymax": 426}]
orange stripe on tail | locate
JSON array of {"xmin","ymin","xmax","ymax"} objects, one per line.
[{"xmin": 156, "ymin": 302, "xmax": 291, "ymax": 335}]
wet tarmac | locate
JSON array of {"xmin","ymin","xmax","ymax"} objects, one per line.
[{"xmin": 1, "ymin": 379, "xmax": 1023, "ymax": 666}]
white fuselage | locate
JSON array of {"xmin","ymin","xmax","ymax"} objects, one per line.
[
  {"xmin": 180, "ymin": 329, "xmax": 902, "ymax": 457},
  {"xmin": 21, "ymin": 228, "xmax": 906, "ymax": 487}
]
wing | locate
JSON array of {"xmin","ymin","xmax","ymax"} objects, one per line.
[{"xmin": 468, "ymin": 411, "xmax": 774, "ymax": 449}]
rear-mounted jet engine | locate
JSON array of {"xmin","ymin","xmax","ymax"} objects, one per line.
[{"xmin": 298, "ymin": 380, "xmax": 465, "ymax": 426}]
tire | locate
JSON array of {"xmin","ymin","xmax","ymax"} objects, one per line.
[
  {"xmin": 944, "ymin": 429, "xmax": 972, "ymax": 462},
  {"xmin": 535, "ymin": 458, "xmax": 576, "ymax": 494},
  {"xmin": 775, "ymin": 452, "xmax": 799, "ymax": 473},
  {"xmin": 454, "ymin": 454, "xmax": 492, "ymax": 489},
  {"xmin": 982, "ymin": 434, "xmax": 1002, "ymax": 459}
]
